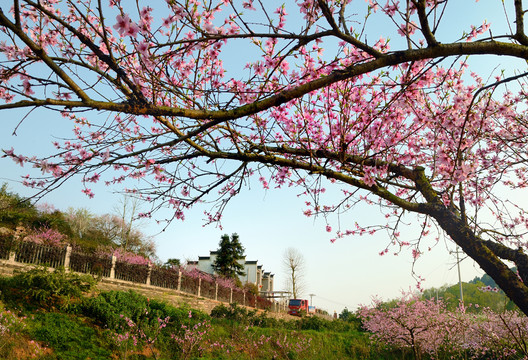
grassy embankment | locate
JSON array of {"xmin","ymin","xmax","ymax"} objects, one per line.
[{"xmin": 0, "ymin": 266, "xmax": 407, "ymax": 360}]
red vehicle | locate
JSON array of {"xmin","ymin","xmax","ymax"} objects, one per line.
[{"xmin": 288, "ymin": 299, "xmax": 315, "ymax": 316}]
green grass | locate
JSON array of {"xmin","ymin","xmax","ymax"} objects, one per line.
[
  {"xmin": 0, "ymin": 268, "xmax": 412, "ymax": 359},
  {"xmin": 29, "ymin": 312, "xmax": 113, "ymax": 360}
]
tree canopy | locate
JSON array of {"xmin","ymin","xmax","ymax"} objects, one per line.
[
  {"xmin": 2, "ymin": 1, "xmax": 528, "ymax": 315},
  {"xmin": 212, "ymin": 233, "xmax": 246, "ymax": 279}
]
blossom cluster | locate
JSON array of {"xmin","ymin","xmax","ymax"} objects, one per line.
[
  {"xmin": 24, "ymin": 227, "xmax": 67, "ymax": 247},
  {"xmin": 359, "ymin": 294, "xmax": 528, "ymax": 359},
  {"xmin": 2, "ymin": 0, "xmax": 528, "ymax": 280}
]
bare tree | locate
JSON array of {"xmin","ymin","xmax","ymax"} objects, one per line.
[
  {"xmin": 283, "ymin": 248, "xmax": 306, "ymax": 299},
  {"xmin": 65, "ymin": 207, "xmax": 93, "ymax": 239},
  {"xmin": 113, "ymin": 195, "xmax": 142, "ymax": 252}
]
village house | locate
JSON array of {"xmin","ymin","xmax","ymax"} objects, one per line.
[{"xmin": 186, "ymin": 250, "xmax": 274, "ymax": 294}]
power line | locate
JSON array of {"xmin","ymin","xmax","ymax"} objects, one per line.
[{"xmin": 315, "ymin": 295, "xmax": 350, "ymax": 308}]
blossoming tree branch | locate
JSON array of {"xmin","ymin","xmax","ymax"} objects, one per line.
[{"xmin": 2, "ymin": 0, "xmax": 528, "ymax": 313}]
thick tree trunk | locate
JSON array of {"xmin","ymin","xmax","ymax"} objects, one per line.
[{"xmin": 431, "ymin": 206, "xmax": 528, "ymax": 316}]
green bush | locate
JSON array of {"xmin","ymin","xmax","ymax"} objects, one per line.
[
  {"xmin": 148, "ymin": 297, "xmax": 208, "ymax": 323},
  {"xmin": 0, "ymin": 184, "xmax": 73, "ymax": 237},
  {"xmin": 81, "ymin": 290, "xmax": 208, "ymax": 332},
  {"xmin": 30, "ymin": 312, "xmax": 112, "ymax": 359},
  {"xmin": 210, "ymin": 303, "xmax": 259, "ymax": 324},
  {"xmin": 0, "ymin": 266, "xmax": 97, "ymax": 311},
  {"xmin": 0, "ymin": 231, "xmax": 15, "ymax": 260},
  {"xmin": 81, "ymin": 290, "xmax": 149, "ymax": 331}
]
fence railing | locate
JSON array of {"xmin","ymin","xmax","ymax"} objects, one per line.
[{"xmin": 0, "ymin": 236, "xmax": 275, "ymax": 311}]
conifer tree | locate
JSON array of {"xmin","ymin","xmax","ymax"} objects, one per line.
[{"xmin": 212, "ymin": 233, "xmax": 245, "ymax": 279}]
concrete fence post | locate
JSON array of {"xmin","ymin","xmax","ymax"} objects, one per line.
[
  {"xmin": 198, "ymin": 277, "xmax": 201, "ymax": 297},
  {"xmin": 110, "ymin": 255, "xmax": 117, "ymax": 279},
  {"xmin": 230, "ymin": 288, "xmax": 233, "ymax": 304},
  {"xmin": 215, "ymin": 281, "xmax": 218, "ymax": 301},
  {"xmin": 64, "ymin": 245, "xmax": 72, "ymax": 271},
  {"xmin": 146, "ymin": 263, "xmax": 152, "ymax": 286},
  {"xmin": 177, "ymin": 269, "xmax": 182, "ymax": 291},
  {"xmin": 8, "ymin": 251, "xmax": 16, "ymax": 265}
]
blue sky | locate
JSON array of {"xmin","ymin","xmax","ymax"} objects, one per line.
[{"xmin": 0, "ymin": 0, "xmax": 522, "ymax": 313}]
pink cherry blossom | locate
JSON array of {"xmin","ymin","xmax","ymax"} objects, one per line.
[{"xmin": 113, "ymin": 14, "xmax": 131, "ymax": 35}]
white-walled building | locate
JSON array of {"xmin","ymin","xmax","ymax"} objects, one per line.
[{"xmin": 186, "ymin": 250, "xmax": 274, "ymax": 293}]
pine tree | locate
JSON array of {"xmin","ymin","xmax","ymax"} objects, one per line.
[{"xmin": 212, "ymin": 233, "xmax": 246, "ymax": 279}]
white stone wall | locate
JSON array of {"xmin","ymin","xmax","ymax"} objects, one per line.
[
  {"xmin": 242, "ymin": 261, "xmax": 258, "ymax": 284},
  {"xmin": 190, "ymin": 251, "xmax": 273, "ymax": 292}
]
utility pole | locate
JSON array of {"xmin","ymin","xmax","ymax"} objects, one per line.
[
  {"xmin": 308, "ymin": 293, "xmax": 315, "ymax": 306},
  {"xmin": 451, "ymin": 246, "xmax": 464, "ymax": 303}
]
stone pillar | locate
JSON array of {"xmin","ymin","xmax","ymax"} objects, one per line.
[
  {"xmin": 198, "ymin": 277, "xmax": 201, "ymax": 297},
  {"xmin": 110, "ymin": 255, "xmax": 117, "ymax": 279},
  {"xmin": 8, "ymin": 251, "xmax": 16, "ymax": 265},
  {"xmin": 230, "ymin": 288, "xmax": 233, "ymax": 304},
  {"xmin": 177, "ymin": 269, "xmax": 182, "ymax": 291},
  {"xmin": 64, "ymin": 245, "xmax": 72, "ymax": 271},
  {"xmin": 146, "ymin": 263, "xmax": 152, "ymax": 286},
  {"xmin": 243, "ymin": 291, "xmax": 246, "ymax": 306},
  {"xmin": 215, "ymin": 281, "xmax": 218, "ymax": 301}
]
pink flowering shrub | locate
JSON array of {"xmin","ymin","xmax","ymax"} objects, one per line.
[
  {"xmin": 112, "ymin": 247, "xmax": 151, "ymax": 266},
  {"xmin": 216, "ymin": 276, "xmax": 237, "ymax": 289},
  {"xmin": 463, "ymin": 307, "xmax": 528, "ymax": 359},
  {"xmin": 204, "ymin": 321, "xmax": 312, "ymax": 359},
  {"xmin": 115, "ymin": 309, "xmax": 169, "ymax": 360},
  {"xmin": 358, "ymin": 294, "xmax": 459, "ymax": 359},
  {"xmin": 170, "ymin": 311, "xmax": 211, "ymax": 360},
  {"xmin": 180, "ymin": 267, "xmax": 213, "ymax": 282},
  {"xmin": 94, "ymin": 246, "xmax": 151, "ymax": 265},
  {"xmin": 24, "ymin": 227, "xmax": 67, "ymax": 247},
  {"xmin": 0, "ymin": 308, "xmax": 48, "ymax": 357},
  {"xmin": 359, "ymin": 294, "xmax": 528, "ymax": 360}
]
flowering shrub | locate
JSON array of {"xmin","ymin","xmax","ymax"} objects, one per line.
[
  {"xmin": 3, "ymin": 266, "xmax": 96, "ymax": 311},
  {"xmin": 4, "ymin": 231, "xmax": 273, "ymax": 311},
  {"xmin": 10, "ymin": 227, "xmax": 68, "ymax": 268},
  {"xmin": 112, "ymin": 247, "xmax": 151, "ymax": 266},
  {"xmin": 0, "ymin": 307, "xmax": 47, "ymax": 358},
  {"xmin": 358, "ymin": 294, "xmax": 528, "ymax": 360},
  {"xmin": 463, "ymin": 307, "xmax": 528, "ymax": 359},
  {"xmin": 358, "ymin": 295, "xmax": 454, "ymax": 359},
  {"xmin": 169, "ymin": 311, "xmax": 211, "ymax": 360},
  {"xmin": 200, "ymin": 278, "xmax": 216, "ymax": 299},
  {"xmin": 115, "ymin": 310, "xmax": 169, "ymax": 360},
  {"xmin": 181, "ymin": 267, "xmax": 213, "ymax": 282},
  {"xmin": 179, "ymin": 269, "xmax": 200, "ymax": 294},
  {"xmin": 0, "ymin": 308, "xmax": 25, "ymax": 348},
  {"xmin": 205, "ymin": 323, "xmax": 313, "ymax": 360},
  {"xmin": 216, "ymin": 276, "xmax": 237, "ymax": 290},
  {"xmin": 24, "ymin": 227, "xmax": 67, "ymax": 247},
  {"xmin": 217, "ymin": 282, "xmax": 233, "ymax": 303},
  {"xmin": 94, "ymin": 246, "xmax": 151, "ymax": 283}
]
